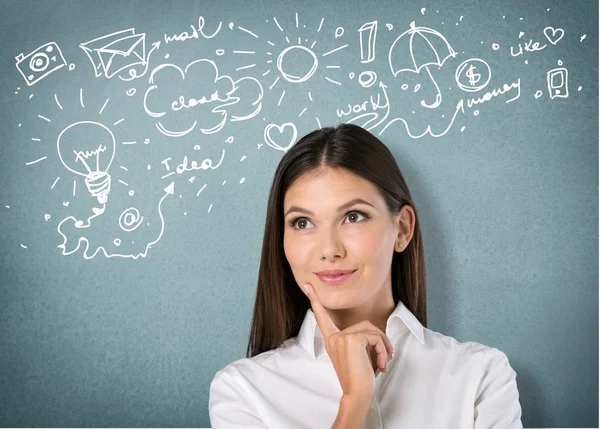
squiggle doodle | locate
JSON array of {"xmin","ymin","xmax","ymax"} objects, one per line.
[
  {"xmin": 380, "ymin": 77, "xmax": 521, "ymax": 138},
  {"xmin": 380, "ymin": 99, "xmax": 466, "ymax": 138},
  {"xmin": 56, "ymin": 182, "xmax": 174, "ymax": 259}
]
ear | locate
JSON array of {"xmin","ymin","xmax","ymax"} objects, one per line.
[{"xmin": 395, "ymin": 204, "xmax": 416, "ymax": 247}]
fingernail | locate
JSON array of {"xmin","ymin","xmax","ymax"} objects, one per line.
[{"xmin": 302, "ymin": 284, "xmax": 311, "ymax": 296}]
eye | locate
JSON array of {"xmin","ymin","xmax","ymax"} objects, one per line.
[{"xmin": 288, "ymin": 210, "xmax": 371, "ymax": 230}]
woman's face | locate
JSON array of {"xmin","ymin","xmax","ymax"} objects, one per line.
[{"xmin": 283, "ymin": 167, "xmax": 409, "ymax": 311}]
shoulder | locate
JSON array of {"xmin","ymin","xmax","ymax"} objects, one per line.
[
  {"xmin": 421, "ymin": 326, "xmax": 518, "ymax": 379},
  {"xmin": 208, "ymin": 351, "xmax": 280, "ymax": 427},
  {"xmin": 423, "ymin": 327, "xmax": 521, "ymax": 410},
  {"xmin": 423, "ymin": 326, "xmax": 510, "ymax": 358},
  {"xmin": 210, "ymin": 338, "xmax": 294, "ymax": 386},
  {"xmin": 423, "ymin": 327, "xmax": 522, "ymax": 413}
]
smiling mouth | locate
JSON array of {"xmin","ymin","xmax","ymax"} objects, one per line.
[{"xmin": 315, "ymin": 270, "xmax": 357, "ymax": 285}]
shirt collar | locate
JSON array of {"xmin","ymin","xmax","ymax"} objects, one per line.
[{"xmin": 296, "ymin": 299, "xmax": 425, "ymax": 359}]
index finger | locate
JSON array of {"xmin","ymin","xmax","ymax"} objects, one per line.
[{"xmin": 302, "ymin": 283, "xmax": 340, "ymax": 339}]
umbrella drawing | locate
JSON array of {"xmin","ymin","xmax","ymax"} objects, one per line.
[{"xmin": 389, "ymin": 21, "xmax": 456, "ymax": 109}]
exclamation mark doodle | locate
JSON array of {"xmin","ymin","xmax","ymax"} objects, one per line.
[{"xmin": 359, "ymin": 21, "xmax": 378, "ymax": 63}]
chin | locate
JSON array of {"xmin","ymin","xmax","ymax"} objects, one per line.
[{"xmin": 319, "ymin": 289, "xmax": 359, "ymax": 308}]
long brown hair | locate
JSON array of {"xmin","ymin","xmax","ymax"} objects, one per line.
[{"xmin": 246, "ymin": 123, "xmax": 427, "ymax": 358}]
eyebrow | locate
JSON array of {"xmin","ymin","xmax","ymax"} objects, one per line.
[{"xmin": 284, "ymin": 198, "xmax": 376, "ymax": 217}]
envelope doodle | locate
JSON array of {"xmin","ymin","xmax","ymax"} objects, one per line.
[{"xmin": 80, "ymin": 28, "xmax": 149, "ymax": 79}]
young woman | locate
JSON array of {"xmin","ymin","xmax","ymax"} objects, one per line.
[{"xmin": 209, "ymin": 123, "xmax": 523, "ymax": 428}]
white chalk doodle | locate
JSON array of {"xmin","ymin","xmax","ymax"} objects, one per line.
[
  {"xmin": 80, "ymin": 28, "xmax": 160, "ymax": 81},
  {"xmin": 52, "ymin": 93, "xmax": 63, "ymax": 110},
  {"xmin": 277, "ymin": 45, "xmax": 318, "ymax": 83},
  {"xmin": 543, "ymin": 27, "xmax": 565, "ymax": 45},
  {"xmin": 160, "ymin": 149, "xmax": 225, "ymax": 178},
  {"xmin": 56, "ymin": 121, "xmax": 116, "ymax": 204},
  {"xmin": 337, "ymin": 81, "xmax": 390, "ymax": 132},
  {"xmin": 389, "ymin": 21, "xmax": 457, "ymax": 109},
  {"xmin": 263, "ymin": 14, "xmax": 346, "ymax": 94},
  {"xmin": 380, "ymin": 99, "xmax": 465, "ymax": 138},
  {"xmin": 118, "ymin": 42, "xmax": 160, "ymax": 82},
  {"xmin": 358, "ymin": 21, "xmax": 377, "ymax": 63},
  {"xmin": 15, "ymin": 41, "xmax": 67, "ymax": 86},
  {"xmin": 25, "ymin": 156, "xmax": 47, "ymax": 166},
  {"xmin": 56, "ymin": 182, "xmax": 174, "ymax": 259},
  {"xmin": 465, "ymin": 78, "xmax": 521, "ymax": 106},
  {"xmin": 380, "ymin": 76, "xmax": 520, "ymax": 138},
  {"xmin": 547, "ymin": 67, "xmax": 568, "ymax": 99},
  {"xmin": 163, "ymin": 16, "xmax": 222, "ymax": 44},
  {"xmin": 264, "ymin": 123, "xmax": 298, "ymax": 152},
  {"xmin": 144, "ymin": 59, "xmax": 263, "ymax": 137},
  {"xmin": 455, "ymin": 58, "xmax": 491, "ymax": 92},
  {"xmin": 510, "ymin": 35, "xmax": 547, "ymax": 57},
  {"xmin": 237, "ymin": 13, "xmax": 345, "ymax": 125},
  {"xmin": 358, "ymin": 71, "xmax": 377, "ymax": 88},
  {"xmin": 119, "ymin": 207, "xmax": 144, "ymax": 232}
]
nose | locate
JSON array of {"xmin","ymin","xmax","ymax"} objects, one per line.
[{"xmin": 319, "ymin": 228, "xmax": 345, "ymax": 261}]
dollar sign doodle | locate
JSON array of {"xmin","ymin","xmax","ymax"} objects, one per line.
[{"xmin": 465, "ymin": 65, "xmax": 481, "ymax": 86}]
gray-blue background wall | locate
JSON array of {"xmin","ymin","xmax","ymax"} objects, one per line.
[{"xmin": 0, "ymin": 0, "xmax": 597, "ymax": 427}]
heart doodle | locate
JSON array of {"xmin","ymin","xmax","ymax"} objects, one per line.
[
  {"xmin": 543, "ymin": 27, "xmax": 564, "ymax": 45},
  {"xmin": 264, "ymin": 123, "xmax": 298, "ymax": 152}
]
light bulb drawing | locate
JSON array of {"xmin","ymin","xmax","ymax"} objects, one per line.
[{"xmin": 56, "ymin": 121, "xmax": 116, "ymax": 204}]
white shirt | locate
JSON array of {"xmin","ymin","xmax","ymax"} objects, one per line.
[{"xmin": 209, "ymin": 299, "xmax": 523, "ymax": 428}]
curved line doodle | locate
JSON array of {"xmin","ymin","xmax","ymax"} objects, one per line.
[{"xmin": 56, "ymin": 182, "xmax": 174, "ymax": 259}]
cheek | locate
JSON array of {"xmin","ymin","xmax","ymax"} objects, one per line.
[
  {"xmin": 350, "ymin": 226, "xmax": 388, "ymax": 260},
  {"xmin": 283, "ymin": 232, "xmax": 306, "ymax": 268},
  {"xmin": 351, "ymin": 227, "xmax": 394, "ymax": 277}
]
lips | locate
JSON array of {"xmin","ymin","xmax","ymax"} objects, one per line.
[
  {"xmin": 315, "ymin": 269, "xmax": 356, "ymax": 276},
  {"xmin": 315, "ymin": 269, "xmax": 357, "ymax": 285}
]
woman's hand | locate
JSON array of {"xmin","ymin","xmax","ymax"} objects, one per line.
[{"xmin": 301, "ymin": 282, "xmax": 394, "ymax": 402}]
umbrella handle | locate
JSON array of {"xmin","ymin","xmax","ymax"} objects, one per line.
[{"xmin": 421, "ymin": 66, "xmax": 442, "ymax": 109}]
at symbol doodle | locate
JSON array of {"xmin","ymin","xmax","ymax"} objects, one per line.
[{"xmin": 119, "ymin": 207, "xmax": 144, "ymax": 232}]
